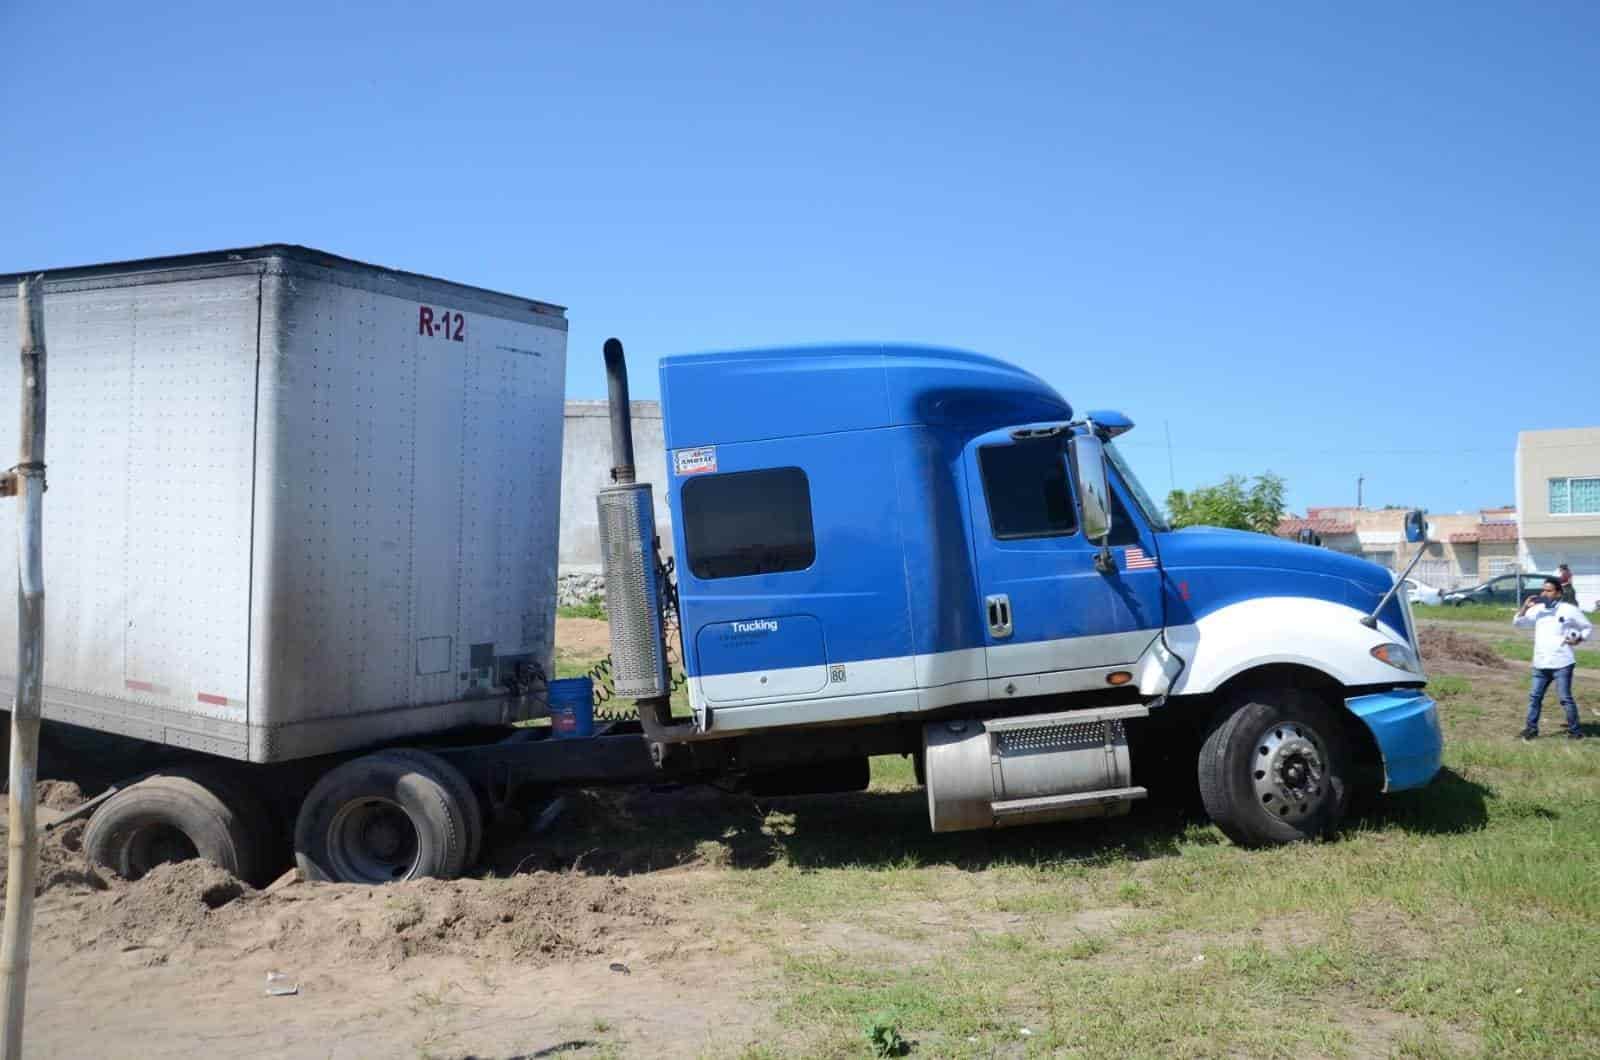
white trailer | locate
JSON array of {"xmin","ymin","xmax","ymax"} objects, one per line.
[
  {"xmin": 0, "ymin": 246, "xmax": 567, "ymax": 762},
  {"xmin": 0, "ymin": 247, "xmax": 573, "ymax": 884}
]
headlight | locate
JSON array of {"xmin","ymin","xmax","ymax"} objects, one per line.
[{"xmin": 1371, "ymin": 642, "xmax": 1423, "ymax": 674}]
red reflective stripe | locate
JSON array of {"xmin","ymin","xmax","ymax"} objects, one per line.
[{"xmin": 197, "ymin": 693, "xmax": 229, "ymax": 707}]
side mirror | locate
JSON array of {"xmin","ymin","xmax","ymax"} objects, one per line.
[
  {"xmin": 1404, "ymin": 509, "xmax": 1427, "ymax": 544},
  {"xmin": 1362, "ymin": 507, "xmax": 1430, "ymax": 628},
  {"xmin": 1069, "ymin": 432, "xmax": 1112, "ymax": 543}
]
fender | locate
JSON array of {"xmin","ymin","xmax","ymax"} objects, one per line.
[{"xmin": 1163, "ymin": 596, "xmax": 1419, "ymax": 696}]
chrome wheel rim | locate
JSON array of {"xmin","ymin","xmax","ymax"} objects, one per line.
[{"xmin": 1251, "ymin": 721, "xmax": 1329, "ymax": 822}]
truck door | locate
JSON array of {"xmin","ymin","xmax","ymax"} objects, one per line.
[{"xmin": 964, "ymin": 429, "xmax": 1165, "ymax": 701}]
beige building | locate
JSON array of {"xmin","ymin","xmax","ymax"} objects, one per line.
[{"xmin": 1516, "ymin": 427, "xmax": 1600, "ymax": 608}]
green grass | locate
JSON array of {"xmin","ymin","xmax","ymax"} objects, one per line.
[
  {"xmin": 723, "ymin": 718, "xmax": 1600, "ymax": 1057},
  {"xmin": 1413, "ymin": 602, "xmax": 1518, "ymax": 622},
  {"xmin": 1427, "ymin": 674, "xmax": 1472, "ymax": 698},
  {"xmin": 553, "ymin": 656, "xmax": 600, "ymax": 679},
  {"xmin": 556, "ymin": 596, "xmax": 607, "ymax": 620},
  {"xmin": 1494, "ymin": 638, "xmax": 1600, "ymax": 669}
]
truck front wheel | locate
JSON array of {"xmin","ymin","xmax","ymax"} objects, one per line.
[{"xmin": 1198, "ymin": 690, "xmax": 1350, "ymax": 847}]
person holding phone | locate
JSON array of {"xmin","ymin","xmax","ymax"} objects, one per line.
[{"xmin": 1513, "ymin": 576, "xmax": 1593, "ymax": 741}]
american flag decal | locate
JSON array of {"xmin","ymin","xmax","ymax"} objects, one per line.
[{"xmin": 1123, "ymin": 546, "xmax": 1157, "ymax": 570}]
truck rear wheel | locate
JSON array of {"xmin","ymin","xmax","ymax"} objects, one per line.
[
  {"xmin": 84, "ymin": 767, "xmax": 272, "ymax": 885},
  {"xmin": 1198, "ymin": 690, "xmax": 1350, "ymax": 847},
  {"xmin": 293, "ymin": 750, "xmax": 472, "ymax": 884}
]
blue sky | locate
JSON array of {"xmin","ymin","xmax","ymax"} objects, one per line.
[{"xmin": 3, "ymin": 1, "xmax": 1596, "ymax": 514}]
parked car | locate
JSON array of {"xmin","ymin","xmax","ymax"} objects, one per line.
[
  {"xmin": 1402, "ymin": 577, "xmax": 1444, "ymax": 606},
  {"xmin": 1442, "ymin": 573, "xmax": 1555, "ymax": 607}
]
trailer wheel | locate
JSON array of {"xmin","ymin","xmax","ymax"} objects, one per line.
[
  {"xmin": 84, "ymin": 768, "xmax": 271, "ymax": 885},
  {"xmin": 1198, "ymin": 689, "xmax": 1350, "ymax": 847},
  {"xmin": 294, "ymin": 751, "xmax": 471, "ymax": 884},
  {"xmin": 374, "ymin": 748, "xmax": 483, "ymax": 870}
]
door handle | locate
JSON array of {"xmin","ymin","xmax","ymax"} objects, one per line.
[{"xmin": 986, "ymin": 594, "xmax": 1013, "ymax": 638}]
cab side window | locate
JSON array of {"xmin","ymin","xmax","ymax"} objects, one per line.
[
  {"xmin": 979, "ymin": 440, "xmax": 1078, "ymax": 539},
  {"xmin": 682, "ymin": 467, "xmax": 816, "ymax": 579}
]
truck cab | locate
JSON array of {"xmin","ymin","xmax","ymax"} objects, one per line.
[{"xmin": 600, "ymin": 343, "xmax": 1442, "ymax": 847}]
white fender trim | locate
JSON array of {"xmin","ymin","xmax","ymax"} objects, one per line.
[{"xmin": 1165, "ymin": 596, "xmax": 1415, "ymax": 696}]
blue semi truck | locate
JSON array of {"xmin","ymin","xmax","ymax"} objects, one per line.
[
  {"xmin": 597, "ymin": 340, "xmax": 1442, "ymax": 848},
  {"xmin": 39, "ymin": 311, "xmax": 1443, "ymax": 884}
]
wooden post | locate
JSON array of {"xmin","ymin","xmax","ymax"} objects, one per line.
[{"xmin": 0, "ymin": 276, "xmax": 46, "ymax": 1060}]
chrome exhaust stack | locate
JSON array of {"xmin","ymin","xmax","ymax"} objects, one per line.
[{"xmin": 596, "ymin": 339, "xmax": 670, "ymax": 702}]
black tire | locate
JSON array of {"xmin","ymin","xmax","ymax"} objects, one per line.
[
  {"xmin": 1198, "ymin": 689, "xmax": 1350, "ymax": 847},
  {"xmin": 84, "ymin": 767, "xmax": 270, "ymax": 884},
  {"xmin": 373, "ymin": 748, "xmax": 483, "ymax": 870},
  {"xmin": 293, "ymin": 750, "xmax": 470, "ymax": 884}
]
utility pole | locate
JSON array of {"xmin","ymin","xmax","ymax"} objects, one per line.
[
  {"xmin": 1, "ymin": 277, "xmax": 47, "ymax": 1060},
  {"xmin": 1164, "ymin": 420, "xmax": 1176, "ymax": 498},
  {"xmin": 1357, "ymin": 474, "xmax": 1364, "ymax": 509}
]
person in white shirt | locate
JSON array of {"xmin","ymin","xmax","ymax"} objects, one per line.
[{"xmin": 1512, "ymin": 576, "xmax": 1594, "ymax": 741}]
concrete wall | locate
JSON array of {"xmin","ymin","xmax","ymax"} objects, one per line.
[{"xmin": 559, "ymin": 400, "xmax": 672, "ymax": 573}]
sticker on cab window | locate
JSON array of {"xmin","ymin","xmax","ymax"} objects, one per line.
[{"xmin": 674, "ymin": 446, "xmax": 717, "ymax": 476}]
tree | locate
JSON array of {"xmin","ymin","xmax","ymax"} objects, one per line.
[{"xmin": 1166, "ymin": 473, "xmax": 1286, "ymax": 533}]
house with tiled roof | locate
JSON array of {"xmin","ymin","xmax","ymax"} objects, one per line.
[{"xmin": 1277, "ymin": 506, "xmax": 1521, "ymax": 590}]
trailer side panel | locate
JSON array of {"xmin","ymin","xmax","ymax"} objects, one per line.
[
  {"xmin": 0, "ymin": 247, "xmax": 567, "ymax": 763},
  {"xmin": 0, "ymin": 271, "xmax": 262, "ymax": 752}
]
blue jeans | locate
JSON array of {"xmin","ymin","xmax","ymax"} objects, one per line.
[{"xmin": 1526, "ymin": 665, "xmax": 1580, "ymax": 735}]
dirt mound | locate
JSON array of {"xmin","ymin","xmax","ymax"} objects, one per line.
[
  {"xmin": 255, "ymin": 871, "xmax": 668, "ymax": 969},
  {"xmin": 96, "ymin": 860, "xmax": 250, "ymax": 949},
  {"xmin": 0, "ymin": 815, "xmax": 107, "ymax": 901},
  {"xmin": 37, "ymin": 780, "xmax": 85, "ymax": 810},
  {"xmin": 42, "ymin": 857, "xmax": 669, "ymax": 971},
  {"xmin": 5, "ymin": 770, "xmax": 671, "ymax": 974},
  {"xmin": 1418, "ymin": 626, "xmax": 1507, "ymax": 670},
  {"xmin": 35, "ymin": 819, "xmax": 108, "ymax": 897},
  {"xmin": 383, "ymin": 873, "xmax": 663, "ymax": 963}
]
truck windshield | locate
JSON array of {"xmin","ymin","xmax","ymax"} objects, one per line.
[{"xmin": 1106, "ymin": 442, "xmax": 1171, "ymax": 532}]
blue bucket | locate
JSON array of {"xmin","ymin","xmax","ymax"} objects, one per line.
[{"xmin": 549, "ymin": 677, "xmax": 595, "ymax": 739}]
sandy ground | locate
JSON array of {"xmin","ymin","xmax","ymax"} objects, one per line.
[
  {"xmin": 10, "ymin": 808, "xmax": 763, "ymax": 1059},
  {"xmin": 0, "ymin": 617, "xmax": 766, "ymax": 1059},
  {"xmin": 555, "ymin": 616, "xmax": 613, "ymax": 659}
]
